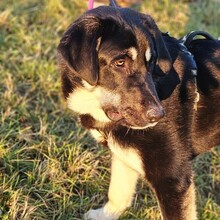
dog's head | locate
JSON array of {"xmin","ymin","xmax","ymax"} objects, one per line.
[{"xmin": 58, "ymin": 6, "xmax": 172, "ymax": 129}]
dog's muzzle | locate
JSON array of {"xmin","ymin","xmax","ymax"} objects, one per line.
[{"xmin": 105, "ymin": 106, "xmax": 165, "ymax": 129}]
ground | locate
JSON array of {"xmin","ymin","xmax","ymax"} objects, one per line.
[{"xmin": 0, "ymin": 0, "xmax": 220, "ymax": 219}]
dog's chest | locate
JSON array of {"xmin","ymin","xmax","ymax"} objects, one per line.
[{"xmin": 90, "ymin": 129, "xmax": 145, "ymax": 176}]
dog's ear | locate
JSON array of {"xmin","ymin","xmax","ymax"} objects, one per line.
[
  {"xmin": 58, "ymin": 14, "xmax": 103, "ymax": 85},
  {"xmin": 143, "ymin": 16, "xmax": 172, "ymax": 74}
]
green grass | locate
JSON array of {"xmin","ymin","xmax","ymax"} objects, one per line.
[{"xmin": 0, "ymin": 0, "xmax": 220, "ymax": 219}]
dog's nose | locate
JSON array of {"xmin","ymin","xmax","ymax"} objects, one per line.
[{"xmin": 147, "ymin": 108, "xmax": 165, "ymax": 123}]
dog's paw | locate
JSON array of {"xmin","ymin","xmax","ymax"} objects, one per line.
[
  {"xmin": 84, "ymin": 208, "xmax": 118, "ymax": 220},
  {"xmin": 84, "ymin": 209, "xmax": 103, "ymax": 220},
  {"xmin": 84, "ymin": 209, "xmax": 98, "ymax": 220}
]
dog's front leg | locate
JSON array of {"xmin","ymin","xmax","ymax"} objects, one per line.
[
  {"xmin": 84, "ymin": 155, "xmax": 139, "ymax": 220},
  {"xmin": 152, "ymin": 176, "xmax": 197, "ymax": 220}
]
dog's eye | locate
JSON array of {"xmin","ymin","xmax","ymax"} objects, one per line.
[{"xmin": 114, "ymin": 59, "xmax": 125, "ymax": 67}]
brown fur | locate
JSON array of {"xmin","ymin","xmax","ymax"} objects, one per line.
[{"xmin": 57, "ymin": 3, "xmax": 220, "ymax": 220}]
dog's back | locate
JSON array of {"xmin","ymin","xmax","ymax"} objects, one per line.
[
  {"xmin": 189, "ymin": 39, "xmax": 220, "ymax": 153},
  {"xmin": 152, "ymin": 34, "xmax": 220, "ymax": 155}
]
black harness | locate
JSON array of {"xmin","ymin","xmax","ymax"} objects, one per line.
[
  {"xmin": 180, "ymin": 30, "xmax": 217, "ymax": 48},
  {"xmin": 179, "ymin": 31, "xmax": 219, "ymax": 110},
  {"xmin": 157, "ymin": 31, "xmax": 219, "ymax": 107},
  {"xmin": 179, "ymin": 30, "xmax": 219, "ymax": 77}
]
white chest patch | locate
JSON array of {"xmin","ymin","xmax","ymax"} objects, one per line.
[
  {"xmin": 107, "ymin": 135, "xmax": 145, "ymax": 177},
  {"xmin": 90, "ymin": 129, "xmax": 105, "ymax": 143}
]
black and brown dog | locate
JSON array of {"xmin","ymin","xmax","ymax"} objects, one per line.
[{"xmin": 57, "ymin": 0, "xmax": 220, "ymax": 219}]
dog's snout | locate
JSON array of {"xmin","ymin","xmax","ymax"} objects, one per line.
[{"xmin": 147, "ymin": 108, "xmax": 165, "ymax": 123}]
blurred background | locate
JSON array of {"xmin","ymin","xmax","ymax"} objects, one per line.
[{"xmin": 0, "ymin": 0, "xmax": 220, "ymax": 219}]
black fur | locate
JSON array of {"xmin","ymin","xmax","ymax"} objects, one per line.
[{"xmin": 58, "ymin": 3, "xmax": 220, "ymax": 220}]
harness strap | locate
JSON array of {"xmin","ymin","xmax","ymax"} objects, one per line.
[
  {"xmin": 180, "ymin": 30, "xmax": 218, "ymax": 111},
  {"xmin": 180, "ymin": 30, "xmax": 216, "ymax": 48},
  {"xmin": 178, "ymin": 36, "xmax": 198, "ymax": 86},
  {"xmin": 179, "ymin": 32, "xmax": 200, "ymax": 110}
]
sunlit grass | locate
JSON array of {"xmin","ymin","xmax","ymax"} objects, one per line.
[{"xmin": 0, "ymin": 0, "xmax": 219, "ymax": 219}]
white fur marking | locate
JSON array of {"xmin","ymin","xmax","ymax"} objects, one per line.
[
  {"xmin": 81, "ymin": 80, "xmax": 95, "ymax": 90},
  {"xmin": 94, "ymin": 88, "xmax": 121, "ymax": 107},
  {"xmin": 84, "ymin": 208, "xmax": 118, "ymax": 220},
  {"xmin": 182, "ymin": 182, "xmax": 198, "ymax": 220},
  {"xmin": 67, "ymin": 87, "xmax": 121, "ymax": 123},
  {"xmin": 67, "ymin": 88, "xmax": 110, "ymax": 123},
  {"xmin": 129, "ymin": 47, "xmax": 138, "ymax": 60},
  {"xmin": 84, "ymin": 155, "xmax": 140, "ymax": 220},
  {"xmin": 145, "ymin": 48, "xmax": 151, "ymax": 62},
  {"xmin": 90, "ymin": 129, "xmax": 105, "ymax": 143},
  {"xmin": 108, "ymin": 136, "xmax": 145, "ymax": 176}
]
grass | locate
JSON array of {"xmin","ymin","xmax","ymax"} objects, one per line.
[{"xmin": 0, "ymin": 0, "xmax": 219, "ymax": 219}]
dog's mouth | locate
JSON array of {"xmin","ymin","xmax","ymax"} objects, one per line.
[
  {"xmin": 105, "ymin": 107, "xmax": 164, "ymax": 129},
  {"xmin": 106, "ymin": 109, "xmax": 123, "ymax": 122},
  {"xmin": 130, "ymin": 122, "xmax": 159, "ymax": 130}
]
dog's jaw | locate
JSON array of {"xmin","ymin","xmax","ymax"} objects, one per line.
[{"xmin": 67, "ymin": 86, "xmax": 163, "ymax": 129}]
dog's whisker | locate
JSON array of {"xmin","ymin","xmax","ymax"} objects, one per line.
[{"xmin": 124, "ymin": 127, "xmax": 131, "ymax": 137}]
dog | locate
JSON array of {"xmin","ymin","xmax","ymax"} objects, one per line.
[{"xmin": 57, "ymin": 0, "xmax": 220, "ymax": 219}]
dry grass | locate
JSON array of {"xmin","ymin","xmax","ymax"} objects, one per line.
[{"xmin": 0, "ymin": 0, "xmax": 219, "ymax": 219}]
